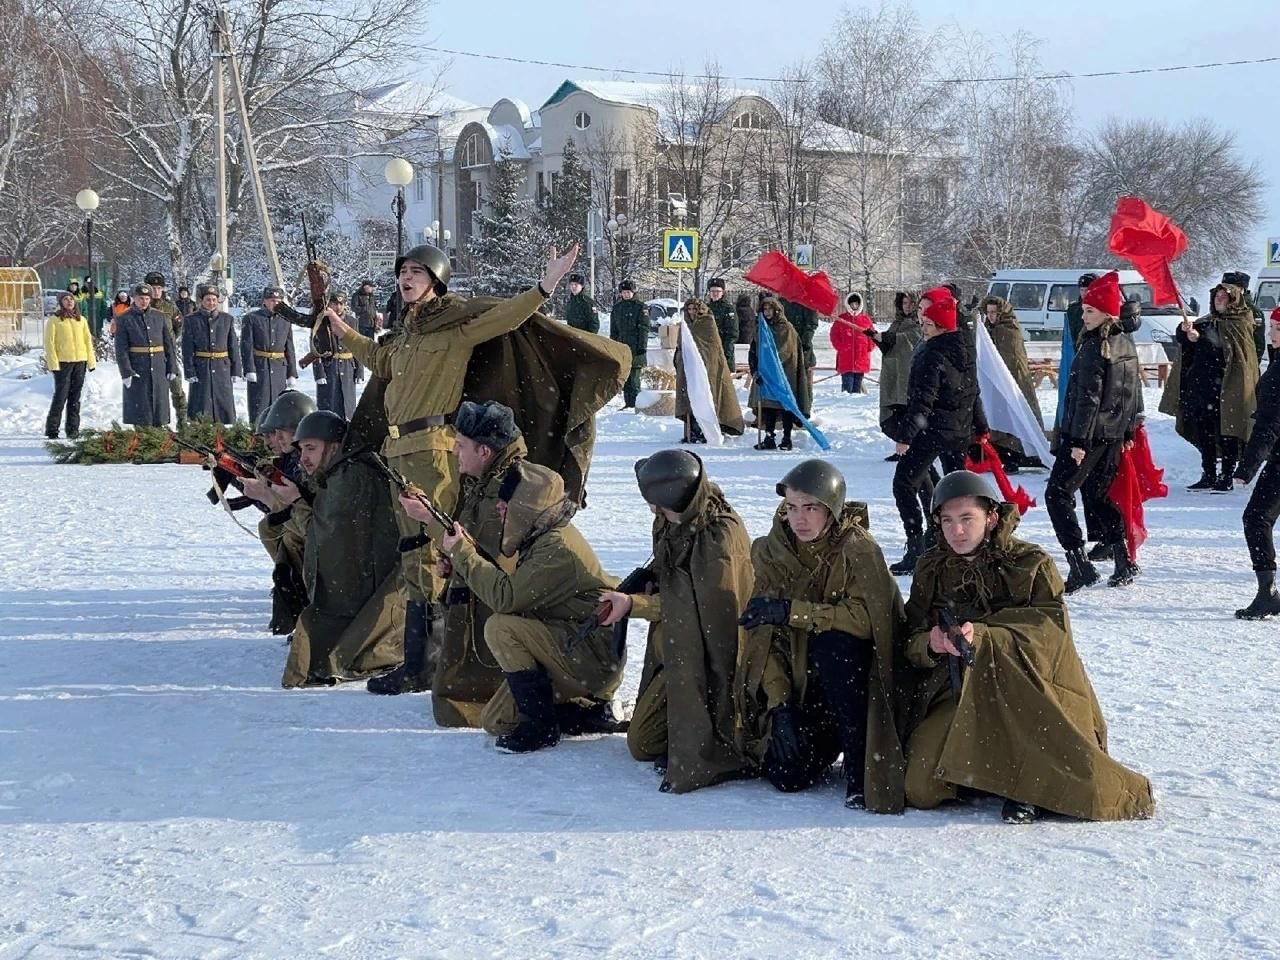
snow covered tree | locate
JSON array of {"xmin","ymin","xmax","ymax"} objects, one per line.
[
  {"xmin": 542, "ymin": 137, "xmax": 591, "ymax": 254},
  {"xmin": 467, "ymin": 150, "xmax": 549, "ymax": 297}
]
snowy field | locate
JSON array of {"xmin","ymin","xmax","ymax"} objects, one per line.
[{"xmin": 3, "ymin": 349, "xmax": 1279, "ymax": 959}]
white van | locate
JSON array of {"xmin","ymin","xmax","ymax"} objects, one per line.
[
  {"xmin": 985, "ymin": 268, "xmax": 1183, "ymax": 345},
  {"xmin": 1254, "ymin": 268, "xmax": 1280, "ymax": 314}
]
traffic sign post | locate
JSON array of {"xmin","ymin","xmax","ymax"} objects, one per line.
[
  {"xmin": 661, "ymin": 228, "xmax": 700, "ymax": 270},
  {"xmin": 368, "ymin": 249, "xmax": 396, "ymax": 275},
  {"xmin": 1267, "ymin": 237, "xmax": 1280, "ymax": 268},
  {"xmin": 794, "ymin": 243, "xmax": 815, "ymax": 267}
]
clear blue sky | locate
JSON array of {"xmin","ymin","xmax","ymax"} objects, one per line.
[{"xmin": 419, "ymin": 0, "xmax": 1278, "ymax": 275}]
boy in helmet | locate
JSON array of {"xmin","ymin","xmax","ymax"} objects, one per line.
[
  {"xmin": 598, "ymin": 449, "xmax": 753, "ymax": 793},
  {"xmin": 735, "ymin": 460, "xmax": 908, "ymax": 812},
  {"xmin": 324, "ymin": 242, "xmax": 581, "ymax": 694},
  {"xmin": 901, "ymin": 470, "xmax": 1154, "ymax": 824}
]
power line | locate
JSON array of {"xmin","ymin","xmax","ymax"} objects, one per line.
[{"xmin": 423, "ymin": 44, "xmax": 1280, "ymax": 86}]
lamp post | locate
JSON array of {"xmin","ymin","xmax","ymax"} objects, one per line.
[
  {"xmin": 425, "ymin": 221, "xmax": 451, "ymax": 247},
  {"xmin": 606, "ymin": 213, "xmax": 632, "ymax": 295},
  {"xmin": 384, "ymin": 158, "xmax": 413, "ymax": 259},
  {"xmin": 75, "ymin": 189, "xmax": 100, "ymax": 333}
]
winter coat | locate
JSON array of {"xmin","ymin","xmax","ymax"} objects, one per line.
[
  {"xmin": 1058, "ymin": 320, "xmax": 1141, "ymax": 452},
  {"xmin": 1161, "ymin": 284, "xmax": 1258, "ymax": 445},
  {"xmin": 874, "ymin": 308, "xmax": 922, "ymax": 424},
  {"xmin": 433, "ymin": 436, "xmax": 528, "ymax": 728},
  {"xmin": 44, "ymin": 311, "xmax": 96, "ymax": 371},
  {"xmin": 351, "ymin": 290, "xmax": 379, "ymax": 334},
  {"xmin": 113, "ymin": 306, "xmax": 177, "ymax": 427},
  {"xmin": 609, "ymin": 297, "xmax": 649, "ymax": 366},
  {"xmin": 707, "ymin": 295, "xmax": 737, "ymax": 368},
  {"xmin": 174, "ymin": 295, "xmax": 196, "ymax": 318},
  {"xmin": 240, "ymin": 307, "xmax": 299, "ymax": 425},
  {"xmin": 736, "ymin": 502, "xmax": 909, "ymax": 814},
  {"xmin": 735, "ymin": 294, "xmax": 755, "ymax": 344},
  {"xmin": 891, "ymin": 331, "xmax": 982, "ymax": 446},
  {"xmin": 830, "ymin": 312, "xmax": 873, "ymax": 375},
  {"xmin": 982, "ymin": 297, "xmax": 1045, "ymax": 455},
  {"xmin": 674, "ymin": 300, "xmax": 745, "ymax": 436},
  {"xmin": 564, "ymin": 291, "xmax": 599, "ymax": 334},
  {"xmin": 283, "ymin": 448, "xmax": 403, "ymax": 687},
  {"xmin": 901, "ymin": 504, "xmax": 1155, "ymax": 821},
  {"xmin": 446, "ymin": 468, "xmax": 625, "ymax": 699},
  {"xmin": 782, "ymin": 299, "xmax": 819, "ymax": 369},
  {"xmin": 629, "ymin": 468, "xmax": 753, "ymax": 793},
  {"xmin": 315, "ymin": 319, "xmax": 361, "ymax": 419},
  {"xmin": 182, "ymin": 308, "xmax": 242, "ymax": 424},
  {"xmin": 748, "ymin": 301, "xmax": 811, "ymax": 417},
  {"xmin": 1236, "ymin": 360, "xmax": 1280, "ymax": 482}
]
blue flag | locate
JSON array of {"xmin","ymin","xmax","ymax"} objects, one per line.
[
  {"xmin": 1054, "ymin": 319, "xmax": 1074, "ymax": 428},
  {"xmin": 755, "ymin": 317, "xmax": 830, "ymax": 451}
]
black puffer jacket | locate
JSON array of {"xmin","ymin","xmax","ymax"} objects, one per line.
[
  {"xmin": 894, "ymin": 330, "xmax": 983, "ymax": 445},
  {"xmin": 1236, "ymin": 361, "xmax": 1280, "ymax": 482},
  {"xmin": 1058, "ymin": 323, "xmax": 1141, "ymax": 451}
]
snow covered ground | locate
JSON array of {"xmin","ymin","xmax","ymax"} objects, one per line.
[{"xmin": 3, "ymin": 358, "xmax": 1279, "ymax": 958}]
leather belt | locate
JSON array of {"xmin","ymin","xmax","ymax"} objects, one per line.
[
  {"xmin": 254, "ymin": 350, "xmax": 286, "ymax": 359},
  {"xmin": 194, "ymin": 351, "xmax": 229, "ymax": 359},
  {"xmin": 387, "ymin": 415, "xmax": 448, "ymax": 440},
  {"xmin": 129, "ymin": 345, "xmax": 164, "ymax": 354},
  {"xmin": 333, "ymin": 352, "xmax": 354, "ymax": 360}
]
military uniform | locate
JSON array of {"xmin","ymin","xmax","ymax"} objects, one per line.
[
  {"xmin": 609, "ymin": 286, "xmax": 648, "ymax": 408},
  {"xmin": 149, "ymin": 289, "xmax": 188, "ymax": 426},
  {"xmin": 706, "ymin": 282, "xmax": 737, "ymax": 369},
  {"xmin": 113, "ymin": 301, "xmax": 178, "ymax": 427},
  {"xmin": 183, "ymin": 305, "xmax": 242, "ymax": 424},
  {"xmin": 352, "ymin": 286, "xmax": 380, "ymax": 337},
  {"xmin": 564, "ymin": 288, "xmax": 599, "ymax": 334},
  {"xmin": 446, "ymin": 462, "xmax": 624, "ymax": 746},
  {"xmin": 781, "ymin": 298, "xmax": 819, "ymax": 371},
  {"xmin": 315, "ymin": 322, "xmax": 362, "ymax": 419},
  {"xmin": 240, "ymin": 305, "xmax": 299, "ymax": 425}
]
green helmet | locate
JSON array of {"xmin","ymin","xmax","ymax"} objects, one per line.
[
  {"xmin": 395, "ymin": 244, "xmax": 451, "ymax": 294},
  {"xmin": 293, "ymin": 410, "xmax": 347, "ymax": 444},
  {"xmin": 776, "ymin": 459, "xmax": 846, "ymax": 516},
  {"xmin": 259, "ymin": 390, "xmax": 316, "ymax": 433},
  {"xmin": 635, "ymin": 449, "xmax": 703, "ymax": 512},
  {"xmin": 931, "ymin": 470, "xmax": 1000, "ymax": 513}
]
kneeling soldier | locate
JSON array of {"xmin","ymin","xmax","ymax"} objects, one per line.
[
  {"xmin": 598, "ymin": 449, "xmax": 753, "ymax": 793},
  {"xmin": 442, "ymin": 461, "xmax": 625, "ymax": 753},
  {"xmin": 736, "ymin": 460, "xmax": 909, "ymax": 812},
  {"xmin": 901, "ymin": 470, "xmax": 1155, "ymax": 823}
]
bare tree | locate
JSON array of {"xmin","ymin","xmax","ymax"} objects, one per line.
[{"xmin": 581, "ymin": 122, "xmax": 660, "ymax": 298}]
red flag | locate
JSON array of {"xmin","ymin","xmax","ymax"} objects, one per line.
[
  {"xmin": 1108, "ymin": 422, "xmax": 1168, "ymax": 561},
  {"xmin": 1107, "ymin": 196, "xmax": 1187, "ymax": 307},
  {"xmin": 964, "ymin": 436, "xmax": 1036, "ymax": 516},
  {"xmin": 743, "ymin": 251, "xmax": 839, "ymax": 316}
]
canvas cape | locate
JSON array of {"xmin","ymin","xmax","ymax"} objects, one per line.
[
  {"xmin": 901, "ymin": 504, "xmax": 1155, "ymax": 821},
  {"xmin": 981, "ymin": 297, "xmax": 1045, "ymax": 458},
  {"xmin": 674, "ymin": 299, "xmax": 745, "ymax": 437},
  {"xmin": 735, "ymin": 502, "xmax": 909, "ymax": 814}
]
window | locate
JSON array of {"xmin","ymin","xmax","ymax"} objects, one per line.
[
  {"xmin": 548, "ymin": 171, "xmax": 558, "ymax": 197},
  {"xmin": 1047, "ymin": 283, "xmax": 1075, "ymax": 312},
  {"xmin": 414, "ymin": 168, "xmax": 425, "ymax": 203},
  {"xmin": 459, "ymin": 132, "xmax": 484, "ymax": 168},
  {"xmin": 1009, "ymin": 283, "xmax": 1046, "ymax": 310},
  {"xmin": 574, "ymin": 111, "xmax": 592, "ymax": 130},
  {"xmin": 719, "ymin": 169, "xmax": 743, "ymax": 201},
  {"xmin": 613, "ymin": 168, "xmax": 630, "ymax": 217},
  {"xmin": 987, "ymin": 282, "xmax": 1009, "ymax": 301},
  {"xmin": 721, "ymin": 235, "xmax": 744, "ymax": 268},
  {"xmin": 733, "ymin": 111, "xmax": 771, "ymax": 130},
  {"xmin": 1256, "ymin": 281, "xmax": 1280, "ymax": 312},
  {"xmin": 1121, "ymin": 283, "xmax": 1153, "ymax": 307},
  {"xmin": 796, "ymin": 171, "xmax": 820, "ymax": 205},
  {"xmin": 536, "ymin": 171, "xmax": 546, "ymax": 204},
  {"xmin": 758, "ymin": 172, "xmax": 777, "ymax": 202}
]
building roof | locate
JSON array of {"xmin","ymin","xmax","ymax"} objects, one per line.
[{"xmin": 356, "ymin": 81, "xmax": 481, "ymax": 118}]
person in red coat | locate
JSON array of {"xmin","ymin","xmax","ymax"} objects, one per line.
[{"xmin": 830, "ymin": 293, "xmax": 874, "ymax": 393}]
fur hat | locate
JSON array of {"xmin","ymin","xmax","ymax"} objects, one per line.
[
  {"xmin": 707, "ymin": 277, "xmax": 726, "ymax": 290},
  {"xmin": 619, "ymin": 279, "xmax": 636, "ymax": 292},
  {"xmin": 453, "ymin": 400, "xmax": 521, "ymax": 452},
  {"xmin": 920, "ymin": 286, "xmax": 957, "ymax": 331},
  {"xmin": 1082, "ymin": 271, "xmax": 1123, "ymax": 317}
]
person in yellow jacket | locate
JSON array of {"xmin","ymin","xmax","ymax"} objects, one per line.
[{"xmin": 44, "ymin": 293, "xmax": 96, "ymax": 439}]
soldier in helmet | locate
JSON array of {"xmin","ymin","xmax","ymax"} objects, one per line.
[
  {"xmin": 259, "ymin": 411, "xmax": 403, "ymax": 687},
  {"xmin": 564, "ymin": 273, "xmax": 598, "ymax": 334},
  {"xmin": 598, "ymin": 449, "xmax": 753, "ymax": 793},
  {"xmin": 900, "ymin": 470, "xmax": 1155, "ymax": 824},
  {"xmin": 323, "ymin": 242, "xmax": 581, "ymax": 695},
  {"xmin": 736, "ymin": 460, "xmax": 908, "ymax": 812},
  {"xmin": 240, "ymin": 286, "xmax": 299, "ymax": 424},
  {"xmin": 705, "ymin": 278, "xmax": 737, "ymax": 370},
  {"xmin": 609, "ymin": 280, "xmax": 648, "ymax": 409},
  {"xmin": 183, "ymin": 284, "xmax": 242, "ymax": 424},
  {"xmin": 313, "ymin": 291, "xmax": 361, "ymax": 418},
  {"xmin": 145, "ymin": 271, "xmax": 188, "ymax": 428},
  {"xmin": 113, "ymin": 282, "xmax": 179, "ymax": 427},
  {"xmin": 439, "ymin": 460, "xmax": 624, "ymax": 753}
]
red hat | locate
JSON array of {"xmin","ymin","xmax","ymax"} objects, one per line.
[
  {"xmin": 1082, "ymin": 271, "xmax": 1122, "ymax": 318},
  {"xmin": 920, "ymin": 286, "xmax": 957, "ymax": 331},
  {"xmin": 1271, "ymin": 306, "xmax": 1280, "ymax": 322}
]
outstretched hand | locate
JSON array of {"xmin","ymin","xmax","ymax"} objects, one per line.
[
  {"xmin": 540, "ymin": 244, "xmax": 581, "ymax": 292},
  {"xmin": 325, "ymin": 307, "xmax": 351, "ymax": 337}
]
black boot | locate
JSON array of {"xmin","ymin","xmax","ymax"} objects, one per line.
[
  {"xmin": 1235, "ymin": 570, "xmax": 1280, "ymax": 619},
  {"xmin": 366, "ymin": 600, "xmax": 432, "ymax": 694},
  {"xmin": 1108, "ymin": 543, "xmax": 1140, "ymax": 587},
  {"xmin": 496, "ymin": 669, "xmax": 561, "ymax": 754},
  {"xmin": 1212, "ymin": 461, "xmax": 1237, "ymax": 493},
  {"xmin": 1063, "ymin": 548, "xmax": 1100, "ymax": 594},
  {"xmin": 1001, "ymin": 798, "xmax": 1039, "ymax": 824},
  {"xmin": 1188, "ymin": 450, "xmax": 1217, "ymax": 491},
  {"xmin": 884, "ymin": 452, "xmax": 901, "ymax": 462},
  {"xmin": 754, "ymin": 434, "xmax": 778, "ymax": 451},
  {"xmin": 1086, "ymin": 541, "xmax": 1111, "ymax": 562},
  {"xmin": 889, "ymin": 534, "xmax": 925, "ymax": 575},
  {"xmin": 556, "ymin": 699, "xmax": 628, "ymax": 736}
]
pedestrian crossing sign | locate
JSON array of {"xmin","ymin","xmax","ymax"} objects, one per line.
[
  {"xmin": 1268, "ymin": 237, "xmax": 1280, "ymax": 267},
  {"xmin": 662, "ymin": 228, "xmax": 700, "ymax": 270}
]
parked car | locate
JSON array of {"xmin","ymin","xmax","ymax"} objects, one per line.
[
  {"xmin": 646, "ymin": 298, "xmax": 680, "ymax": 333},
  {"xmin": 43, "ymin": 290, "xmax": 70, "ymax": 315}
]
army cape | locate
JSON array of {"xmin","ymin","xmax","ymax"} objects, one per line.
[{"xmin": 674, "ymin": 300, "xmax": 745, "ymax": 437}]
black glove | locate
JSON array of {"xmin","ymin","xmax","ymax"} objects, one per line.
[
  {"xmin": 767, "ymin": 706, "xmax": 803, "ymax": 766},
  {"xmin": 739, "ymin": 597, "xmax": 791, "ymax": 629}
]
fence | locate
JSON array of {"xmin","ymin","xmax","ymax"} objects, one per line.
[{"xmin": 0, "ymin": 268, "xmax": 43, "ymax": 347}]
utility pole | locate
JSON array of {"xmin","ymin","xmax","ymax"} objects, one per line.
[{"xmin": 211, "ymin": 12, "xmax": 228, "ymax": 292}]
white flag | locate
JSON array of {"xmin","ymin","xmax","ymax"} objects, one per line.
[
  {"xmin": 974, "ymin": 321, "xmax": 1053, "ymax": 464},
  {"xmin": 678, "ymin": 319, "xmax": 724, "ymax": 446}
]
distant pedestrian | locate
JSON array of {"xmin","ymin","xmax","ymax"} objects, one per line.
[
  {"xmin": 830, "ymin": 294, "xmax": 873, "ymax": 394},
  {"xmin": 44, "ymin": 293, "xmax": 96, "ymax": 439}
]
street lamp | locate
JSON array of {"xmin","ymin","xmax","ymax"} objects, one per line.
[
  {"xmin": 75, "ymin": 189, "xmax": 100, "ymax": 332},
  {"xmin": 384, "ymin": 157, "xmax": 413, "ymax": 259},
  {"xmin": 425, "ymin": 221, "xmax": 451, "ymax": 246}
]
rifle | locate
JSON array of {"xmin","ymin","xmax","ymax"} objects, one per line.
[
  {"xmin": 363, "ymin": 452, "xmax": 498, "ymax": 565},
  {"xmin": 935, "ymin": 603, "xmax": 976, "ymax": 699},
  {"xmin": 575, "ymin": 558, "xmax": 656, "ymax": 655},
  {"xmin": 274, "ymin": 213, "xmax": 335, "ymax": 358},
  {"xmin": 172, "ymin": 433, "xmax": 290, "ymax": 488}
]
